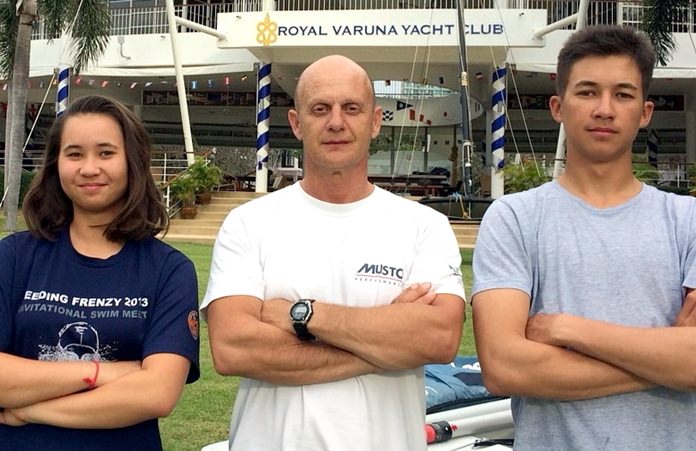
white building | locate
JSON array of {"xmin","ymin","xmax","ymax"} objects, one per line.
[{"xmin": 3, "ymin": 0, "xmax": 696, "ymax": 192}]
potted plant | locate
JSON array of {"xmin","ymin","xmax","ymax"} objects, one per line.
[
  {"xmin": 687, "ymin": 164, "xmax": 696, "ymax": 197},
  {"xmin": 189, "ymin": 156, "xmax": 223, "ymax": 205},
  {"xmin": 169, "ymin": 173, "xmax": 198, "ymax": 219},
  {"xmin": 501, "ymin": 159, "xmax": 549, "ymax": 194}
]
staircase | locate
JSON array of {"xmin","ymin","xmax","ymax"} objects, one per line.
[
  {"xmin": 163, "ymin": 191, "xmax": 479, "ymax": 249},
  {"xmin": 450, "ymin": 221, "xmax": 479, "ymax": 250},
  {"xmin": 163, "ymin": 191, "xmax": 263, "ymax": 244}
]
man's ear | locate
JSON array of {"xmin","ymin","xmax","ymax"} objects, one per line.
[
  {"xmin": 549, "ymin": 95, "xmax": 563, "ymax": 124},
  {"xmin": 371, "ymin": 106, "xmax": 383, "ymax": 139},
  {"xmin": 288, "ymin": 109, "xmax": 302, "ymax": 140},
  {"xmin": 639, "ymin": 100, "xmax": 655, "ymax": 129}
]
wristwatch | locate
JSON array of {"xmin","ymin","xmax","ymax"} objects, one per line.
[{"xmin": 289, "ymin": 299, "xmax": 315, "ymax": 341}]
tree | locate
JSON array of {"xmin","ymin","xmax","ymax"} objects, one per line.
[
  {"xmin": 642, "ymin": 0, "xmax": 691, "ymax": 66},
  {"xmin": 0, "ymin": 0, "xmax": 110, "ymax": 232}
]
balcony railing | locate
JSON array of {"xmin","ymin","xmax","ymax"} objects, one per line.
[{"xmin": 30, "ymin": 1, "xmax": 696, "ymax": 40}]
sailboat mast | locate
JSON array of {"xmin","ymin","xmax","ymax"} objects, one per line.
[{"xmin": 456, "ymin": 0, "xmax": 474, "ymax": 197}]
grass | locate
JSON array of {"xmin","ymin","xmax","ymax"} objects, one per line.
[{"xmin": 1, "ymin": 216, "xmax": 475, "ymax": 450}]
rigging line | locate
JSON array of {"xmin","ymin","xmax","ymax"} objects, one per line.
[
  {"xmin": 22, "ymin": 0, "xmax": 86, "ymax": 151},
  {"xmin": 455, "ymin": 0, "xmax": 472, "ymax": 195},
  {"xmin": 490, "ymin": 0, "xmax": 541, "ymax": 176},
  {"xmin": 391, "ymin": 47, "xmax": 421, "ymax": 180},
  {"xmin": 59, "ymin": 0, "xmax": 86, "ymax": 61},
  {"xmin": 407, "ymin": 9, "xmax": 438, "ymax": 193},
  {"xmin": 23, "ymin": 71, "xmax": 57, "ymax": 152},
  {"xmin": 392, "ymin": 5, "xmax": 437, "ymax": 194}
]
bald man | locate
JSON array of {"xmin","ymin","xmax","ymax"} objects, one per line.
[{"xmin": 201, "ymin": 55, "xmax": 465, "ymax": 451}]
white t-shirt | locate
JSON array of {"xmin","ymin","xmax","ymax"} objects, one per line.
[{"xmin": 201, "ymin": 183, "xmax": 465, "ymax": 451}]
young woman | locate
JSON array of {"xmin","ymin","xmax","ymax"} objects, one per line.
[{"xmin": 0, "ymin": 95, "xmax": 200, "ymax": 450}]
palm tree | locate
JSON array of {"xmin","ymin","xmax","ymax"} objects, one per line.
[
  {"xmin": 0, "ymin": 0, "xmax": 110, "ymax": 232},
  {"xmin": 642, "ymin": 0, "xmax": 691, "ymax": 66}
]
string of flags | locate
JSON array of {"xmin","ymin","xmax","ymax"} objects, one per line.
[
  {"xmin": 0, "ymin": 70, "xmax": 678, "ymax": 93},
  {"xmin": 0, "ymin": 73, "xmax": 255, "ymax": 92}
]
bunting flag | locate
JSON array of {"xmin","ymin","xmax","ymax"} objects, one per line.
[
  {"xmin": 491, "ymin": 65, "xmax": 507, "ymax": 170},
  {"xmin": 647, "ymin": 128, "xmax": 659, "ymax": 168},
  {"xmin": 408, "ymin": 109, "xmax": 432, "ymax": 125},
  {"xmin": 255, "ymin": 63, "xmax": 272, "ymax": 193},
  {"xmin": 396, "ymin": 100, "xmax": 413, "ymax": 111},
  {"xmin": 56, "ymin": 66, "xmax": 70, "ymax": 117}
]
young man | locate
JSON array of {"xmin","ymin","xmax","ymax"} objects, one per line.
[
  {"xmin": 472, "ymin": 25, "xmax": 696, "ymax": 450},
  {"xmin": 201, "ymin": 55, "xmax": 465, "ymax": 451}
]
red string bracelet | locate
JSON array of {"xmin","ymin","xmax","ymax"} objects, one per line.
[{"xmin": 82, "ymin": 360, "xmax": 100, "ymax": 390}]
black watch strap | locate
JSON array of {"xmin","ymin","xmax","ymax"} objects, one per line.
[
  {"xmin": 293, "ymin": 321, "xmax": 315, "ymax": 341},
  {"xmin": 291, "ymin": 299, "xmax": 316, "ymax": 341}
]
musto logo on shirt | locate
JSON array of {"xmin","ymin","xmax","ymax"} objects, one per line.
[{"xmin": 355, "ymin": 263, "xmax": 404, "ymax": 286}]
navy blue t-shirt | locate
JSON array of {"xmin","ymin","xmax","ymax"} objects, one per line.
[{"xmin": 0, "ymin": 230, "xmax": 200, "ymax": 451}]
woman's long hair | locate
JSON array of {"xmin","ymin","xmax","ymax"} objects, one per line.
[{"xmin": 22, "ymin": 95, "xmax": 169, "ymax": 241}]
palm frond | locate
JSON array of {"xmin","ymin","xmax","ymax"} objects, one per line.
[
  {"xmin": 39, "ymin": 0, "xmax": 70, "ymax": 40},
  {"xmin": 67, "ymin": 0, "xmax": 110, "ymax": 73},
  {"xmin": 641, "ymin": 0, "xmax": 690, "ymax": 66},
  {"xmin": 0, "ymin": 1, "xmax": 18, "ymax": 78}
]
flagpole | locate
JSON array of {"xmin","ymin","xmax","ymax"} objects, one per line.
[{"xmin": 165, "ymin": 0, "xmax": 195, "ymax": 166}]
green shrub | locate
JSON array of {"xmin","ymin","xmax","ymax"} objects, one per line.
[
  {"xmin": 502, "ymin": 159, "xmax": 550, "ymax": 194},
  {"xmin": 0, "ymin": 169, "xmax": 37, "ymax": 205}
]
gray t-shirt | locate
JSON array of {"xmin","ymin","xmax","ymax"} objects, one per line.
[{"xmin": 473, "ymin": 181, "xmax": 696, "ymax": 450}]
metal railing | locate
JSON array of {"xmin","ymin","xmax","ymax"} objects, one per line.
[{"xmin": 31, "ymin": 1, "xmax": 696, "ymax": 40}]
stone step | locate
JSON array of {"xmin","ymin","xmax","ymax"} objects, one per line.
[
  {"xmin": 168, "ymin": 224, "xmax": 221, "ymax": 235},
  {"xmin": 211, "ymin": 191, "xmax": 264, "ymax": 200},
  {"xmin": 163, "ymin": 190, "xmax": 480, "ymax": 249},
  {"xmin": 162, "ymin": 234, "xmax": 216, "ymax": 245},
  {"xmin": 170, "ymin": 218, "xmax": 224, "ymax": 228},
  {"xmin": 195, "ymin": 211, "xmax": 232, "ymax": 221},
  {"xmin": 163, "ymin": 233, "xmax": 477, "ymax": 249}
]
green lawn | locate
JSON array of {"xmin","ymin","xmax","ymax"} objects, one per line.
[{"xmin": 0, "ymin": 217, "xmax": 475, "ymax": 450}]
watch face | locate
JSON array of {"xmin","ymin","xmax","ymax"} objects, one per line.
[{"xmin": 291, "ymin": 303, "xmax": 309, "ymax": 320}]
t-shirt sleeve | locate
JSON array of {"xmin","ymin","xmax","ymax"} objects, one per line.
[
  {"xmin": 471, "ymin": 198, "xmax": 533, "ymax": 298},
  {"xmin": 143, "ymin": 252, "xmax": 200, "ymax": 383},
  {"xmin": 408, "ymin": 210, "xmax": 465, "ymax": 300},
  {"xmin": 0, "ymin": 235, "xmax": 16, "ymax": 351},
  {"xmin": 199, "ymin": 210, "xmax": 264, "ymax": 320},
  {"xmin": 681, "ymin": 198, "xmax": 696, "ymax": 290}
]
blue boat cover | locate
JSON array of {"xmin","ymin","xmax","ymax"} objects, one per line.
[{"xmin": 425, "ymin": 355, "xmax": 504, "ymax": 414}]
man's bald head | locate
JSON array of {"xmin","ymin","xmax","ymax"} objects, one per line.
[{"xmin": 293, "ymin": 55, "xmax": 376, "ymax": 110}]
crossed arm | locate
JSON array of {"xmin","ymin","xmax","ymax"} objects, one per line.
[
  {"xmin": 0, "ymin": 353, "xmax": 190, "ymax": 428},
  {"xmin": 207, "ymin": 283, "xmax": 465, "ymax": 385},
  {"xmin": 472, "ymin": 288, "xmax": 696, "ymax": 401}
]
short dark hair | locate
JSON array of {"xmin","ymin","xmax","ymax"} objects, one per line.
[
  {"xmin": 556, "ymin": 25, "xmax": 656, "ymax": 99},
  {"xmin": 23, "ymin": 95, "xmax": 168, "ymax": 241}
]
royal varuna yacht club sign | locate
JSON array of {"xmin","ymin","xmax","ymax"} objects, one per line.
[{"xmin": 216, "ymin": 9, "xmax": 546, "ymax": 48}]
